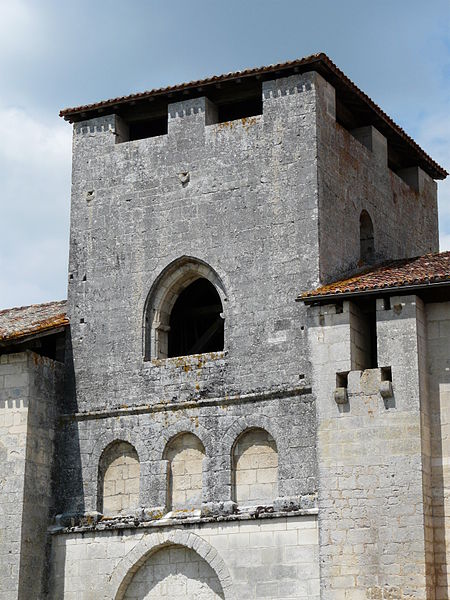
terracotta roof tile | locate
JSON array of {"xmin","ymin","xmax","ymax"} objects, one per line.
[
  {"xmin": 300, "ymin": 252, "xmax": 450, "ymax": 301},
  {"xmin": 0, "ymin": 300, "xmax": 68, "ymax": 344}
]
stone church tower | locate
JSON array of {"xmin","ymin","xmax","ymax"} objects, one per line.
[{"xmin": 1, "ymin": 53, "xmax": 449, "ymax": 599}]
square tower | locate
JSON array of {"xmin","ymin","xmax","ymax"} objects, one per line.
[{"xmin": 46, "ymin": 54, "xmax": 447, "ymax": 599}]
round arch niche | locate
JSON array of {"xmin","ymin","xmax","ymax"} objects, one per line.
[
  {"xmin": 122, "ymin": 544, "xmax": 225, "ymax": 600},
  {"xmin": 143, "ymin": 257, "xmax": 227, "ymax": 360},
  {"xmin": 109, "ymin": 530, "xmax": 235, "ymax": 600}
]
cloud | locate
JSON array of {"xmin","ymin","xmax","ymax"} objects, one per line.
[
  {"xmin": 0, "ymin": 104, "xmax": 71, "ymax": 309},
  {"xmin": 0, "ymin": 106, "xmax": 70, "ymax": 166}
]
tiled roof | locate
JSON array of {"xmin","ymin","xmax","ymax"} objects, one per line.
[
  {"xmin": 59, "ymin": 52, "xmax": 447, "ymax": 180},
  {"xmin": 60, "ymin": 53, "xmax": 326, "ymax": 119},
  {"xmin": 0, "ymin": 300, "xmax": 68, "ymax": 344},
  {"xmin": 300, "ymin": 252, "xmax": 450, "ymax": 302}
]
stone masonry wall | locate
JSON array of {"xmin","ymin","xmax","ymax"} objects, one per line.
[
  {"xmin": 308, "ymin": 296, "xmax": 434, "ymax": 599},
  {"xmin": 0, "ymin": 351, "xmax": 63, "ymax": 600},
  {"xmin": 427, "ymin": 301, "xmax": 450, "ymax": 599},
  {"xmin": 0, "ymin": 353, "xmax": 29, "ymax": 600},
  {"xmin": 49, "ymin": 515, "xmax": 319, "ymax": 600},
  {"xmin": 58, "ymin": 71, "xmax": 324, "ymax": 517},
  {"xmin": 56, "ymin": 391, "xmax": 316, "ymax": 516},
  {"xmin": 65, "ymin": 71, "xmax": 322, "ymax": 418},
  {"xmin": 316, "ymin": 81, "xmax": 438, "ymax": 283}
]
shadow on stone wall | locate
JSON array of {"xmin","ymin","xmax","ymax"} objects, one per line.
[{"xmin": 53, "ymin": 327, "xmax": 85, "ymax": 515}]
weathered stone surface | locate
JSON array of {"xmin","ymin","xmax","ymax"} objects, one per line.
[
  {"xmin": 0, "ymin": 352, "xmax": 63, "ymax": 600},
  {"xmin": 1, "ymin": 59, "xmax": 447, "ymax": 600}
]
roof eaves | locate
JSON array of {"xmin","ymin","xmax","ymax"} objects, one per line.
[
  {"xmin": 0, "ymin": 314, "xmax": 69, "ymax": 344},
  {"xmin": 299, "ymin": 279, "xmax": 450, "ymax": 304},
  {"xmin": 59, "ymin": 53, "xmax": 324, "ymax": 119},
  {"xmin": 59, "ymin": 53, "xmax": 448, "ymax": 180}
]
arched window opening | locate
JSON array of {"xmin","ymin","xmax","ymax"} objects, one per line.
[
  {"xmin": 164, "ymin": 433, "xmax": 205, "ymax": 512},
  {"xmin": 360, "ymin": 210, "xmax": 375, "ymax": 264},
  {"xmin": 168, "ymin": 278, "xmax": 224, "ymax": 358},
  {"xmin": 144, "ymin": 257, "xmax": 227, "ymax": 360},
  {"xmin": 98, "ymin": 441, "xmax": 140, "ymax": 516},
  {"xmin": 232, "ymin": 428, "xmax": 278, "ymax": 506}
]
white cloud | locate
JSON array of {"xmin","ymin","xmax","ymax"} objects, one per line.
[
  {"xmin": 0, "ymin": 106, "xmax": 70, "ymax": 166},
  {"xmin": 0, "ymin": 104, "xmax": 71, "ymax": 309}
]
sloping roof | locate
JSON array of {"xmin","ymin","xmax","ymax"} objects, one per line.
[
  {"xmin": 59, "ymin": 52, "xmax": 447, "ymax": 180},
  {"xmin": 300, "ymin": 252, "xmax": 450, "ymax": 302},
  {"xmin": 0, "ymin": 300, "xmax": 68, "ymax": 344}
]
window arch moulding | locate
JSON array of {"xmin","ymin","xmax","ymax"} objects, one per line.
[{"xmin": 143, "ymin": 256, "xmax": 227, "ymax": 361}]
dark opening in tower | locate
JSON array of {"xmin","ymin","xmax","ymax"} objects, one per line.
[
  {"xmin": 360, "ymin": 210, "xmax": 375, "ymax": 264},
  {"xmin": 168, "ymin": 278, "xmax": 224, "ymax": 358}
]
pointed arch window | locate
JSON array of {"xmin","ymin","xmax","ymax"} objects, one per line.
[{"xmin": 144, "ymin": 257, "xmax": 226, "ymax": 360}]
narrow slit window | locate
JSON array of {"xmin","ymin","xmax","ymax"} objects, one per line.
[
  {"xmin": 360, "ymin": 210, "xmax": 375, "ymax": 264},
  {"xmin": 350, "ymin": 298, "xmax": 378, "ymax": 370}
]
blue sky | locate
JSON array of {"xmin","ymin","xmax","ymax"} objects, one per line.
[{"xmin": 0, "ymin": 0, "xmax": 449, "ymax": 309}]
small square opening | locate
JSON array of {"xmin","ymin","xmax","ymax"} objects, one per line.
[
  {"xmin": 217, "ymin": 97, "xmax": 262, "ymax": 123},
  {"xmin": 128, "ymin": 115, "xmax": 168, "ymax": 141},
  {"xmin": 336, "ymin": 371, "xmax": 349, "ymax": 388},
  {"xmin": 381, "ymin": 366, "xmax": 392, "ymax": 382}
]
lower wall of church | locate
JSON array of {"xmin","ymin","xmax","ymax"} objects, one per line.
[{"xmin": 49, "ymin": 515, "xmax": 319, "ymax": 600}]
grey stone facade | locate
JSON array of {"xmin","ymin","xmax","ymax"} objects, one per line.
[
  {"xmin": 0, "ymin": 352, "xmax": 63, "ymax": 600},
  {"xmin": 1, "ymin": 56, "xmax": 449, "ymax": 599}
]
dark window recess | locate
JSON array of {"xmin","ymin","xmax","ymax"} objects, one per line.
[
  {"xmin": 168, "ymin": 278, "xmax": 224, "ymax": 358},
  {"xmin": 336, "ymin": 371, "xmax": 349, "ymax": 388},
  {"xmin": 217, "ymin": 97, "xmax": 262, "ymax": 123},
  {"xmin": 128, "ymin": 116, "xmax": 168, "ymax": 141},
  {"xmin": 0, "ymin": 332, "xmax": 66, "ymax": 363},
  {"xmin": 367, "ymin": 301, "xmax": 378, "ymax": 368},
  {"xmin": 360, "ymin": 210, "xmax": 375, "ymax": 264},
  {"xmin": 381, "ymin": 366, "xmax": 392, "ymax": 382},
  {"xmin": 362, "ymin": 298, "xmax": 378, "ymax": 369}
]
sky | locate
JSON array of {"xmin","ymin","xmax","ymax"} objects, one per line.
[{"xmin": 0, "ymin": 0, "xmax": 449, "ymax": 309}]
